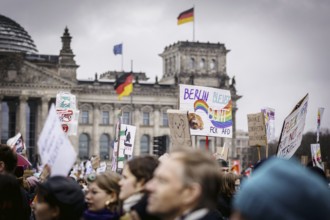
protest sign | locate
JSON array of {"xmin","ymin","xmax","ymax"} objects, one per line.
[
  {"xmin": 55, "ymin": 91, "xmax": 79, "ymax": 135},
  {"xmin": 167, "ymin": 109, "xmax": 192, "ymax": 148},
  {"xmin": 277, "ymin": 94, "xmax": 308, "ymax": 159},
  {"xmin": 247, "ymin": 112, "xmax": 267, "ymax": 147},
  {"xmin": 7, "ymin": 132, "xmax": 26, "ymax": 154},
  {"xmin": 261, "ymin": 107, "xmax": 275, "ymax": 142},
  {"xmin": 38, "ymin": 104, "xmax": 77, "ymax": 176},
  {"xmin": 179, "ymin": 84, "xmax": 232, "ymax": 138},
  {"xmin": 97, "ymin": 161, "xmax": 107, "ymax": 173},
  {"xmin": 311, "ymin": 143, "xmax": 324, "ymax": 170},
  {"xmin": 215, "ymin": 143, "xmax": 229, "ymax": 161},
  {"xmin": 119, "ymin": 124, "xmax": 136, "ymax": 156}
]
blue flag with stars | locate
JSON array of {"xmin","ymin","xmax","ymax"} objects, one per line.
[{"xmin": 113, "ymin": 43, "xmax": 122, "ymax": 55}]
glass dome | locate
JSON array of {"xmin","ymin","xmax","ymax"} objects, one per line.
[{"xmin": 0, "ymin": 14, "xmax": 38, "ymax": 54}]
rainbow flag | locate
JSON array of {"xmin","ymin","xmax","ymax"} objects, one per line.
[
  {"xmin": 177, "ymin": 8, "xmax": 194, "ymax": 25},
  {"xmin": 114, "ymin": 73, "xmax": 133, "ymax": 99}
]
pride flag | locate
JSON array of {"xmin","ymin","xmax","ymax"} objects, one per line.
[
  {"xmin": 177, "ymin": 8, "xmax": 194, "ymax": 25},
  {"xmin": 114, "ymin": 73, "xmax": 133, "ymax": 99}
]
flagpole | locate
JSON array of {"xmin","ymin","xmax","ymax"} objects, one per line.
[
  {"xmin": 193, "ymin": 5, "xmax": 195, "ymax": 42},
  {"xmin": 121, "ymin": 42, "xmax": 124, "ymax": 71}
]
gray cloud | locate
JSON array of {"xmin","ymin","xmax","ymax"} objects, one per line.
[{"xmin": 2, "ymin": 0, "xmax": 329, "ymax": 138}]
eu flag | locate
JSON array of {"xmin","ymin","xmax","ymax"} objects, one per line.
[{"xmin": 113, "ymin": 43, "xmax": 122, "ymax": 55}]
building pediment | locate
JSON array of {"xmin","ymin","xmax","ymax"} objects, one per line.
[{"xmin": 0, "ymin": 59, "xmax": 75, "ymax": 87}]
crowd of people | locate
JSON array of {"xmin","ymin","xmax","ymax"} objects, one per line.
[{"xmin": 1, "ymin": 143, "xmax": 330, "ymax": 220}]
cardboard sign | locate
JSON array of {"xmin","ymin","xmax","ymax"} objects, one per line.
[
  {"xmin": 38, "ymin": 104, "xmax": 77, "ymax": 176},
  {"xmin": 277, "ymin": 94, "xmax": 309, "ymax": 159},
  {"xmin": 91, "ymin": 155, "xmax": 100, "ymax": 170},
  {"xmin": 247, "ymin": 112, "xmax": 267, "ymax": 147},
  {"xmin": 167, "ymin": 109, "xmax": 192, "ymax": 148},
  {"xmin": 179, "ymin": 84, "xmax": 232, "ymax": 138}
]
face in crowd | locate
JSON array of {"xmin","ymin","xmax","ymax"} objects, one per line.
[
  {"xmin": 119, "ymin": 155, "xmax": 159, "ymax": 201},
  {"xmin": 146, "ymin": 154, "xmax": 190, "ymax": 218},
  {"xmin": 119, "ymin": 164, "xmax": 145, "ymax": 200},
  {"xmin": 33, "ymin": 176, "xmax": 85, "ymax": 220},
  {"xmin": 146, "ymin": 150, "xmax": 221, "ymax": 219},
  {"xmin": 85, "ymin": 172, "xmax": 121, "ymax": 212}
]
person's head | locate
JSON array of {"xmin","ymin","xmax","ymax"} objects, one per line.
[
  {"xmin": 33, "ymin": 176, "xmax": 85, "ymax": 220},
  {"xmin": 0, "ymin": 144, "xmax": 17, "ymax": 174},
  {"xmin": 217, "ymin": 158, "xmax": 229, "ymax": 172},
  {"xmin": 231, "ymin": 158, "xmax": 330, "ymax": 220},
  {"xmin": 119, "ymin": 155, "xmax": 159, "ymax": 200},
  {"xmin": 219, "ymin": 172, "xmax": 238, "ymax": 198},
  {"xmin": 85, "ymin": 172, "xmax": 121, "ymax": 212},
  {"xmin": 146, "ymin": 148, "xmax": 221, "ymax": 219},
  {"xmin": 0, "ymin": 174, "xmax": 25, "ymax": 220}
]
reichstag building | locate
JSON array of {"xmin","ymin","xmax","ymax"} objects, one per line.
[{"xmin": 0, "ymin": 14, "xmax": 241, "ymax": 163}]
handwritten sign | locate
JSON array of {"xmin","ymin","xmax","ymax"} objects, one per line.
[
  {"xmin": 311, "ymin": 143, "xmax": 324, "ymax": 170},
  {"xmin": 277, "ymin": 94, "xmax": 308, "ymax": 159},
  {"xmin": 38, "ymin": 104, "xmax": 77, "ymax": 176},
  {"xmin": 167, "ymin": 109, "xmax": 192, "ymax": 148},
  {"xmin": 179, "ymin": 84, "xmax": 232, "ymax": 138},
  {"xmin": 247, "ymin": 112, "xmax": 267, "ymax": 147},
  {"xmin": 56, "ymin": 91, "xmax": 79, "ymax": 135}
]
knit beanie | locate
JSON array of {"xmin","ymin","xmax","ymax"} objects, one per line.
[{"xmin": 233, "ymin": 158, "xmax": 330, "ymax": 220}]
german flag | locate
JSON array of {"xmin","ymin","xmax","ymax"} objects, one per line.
[
  {"xmin": 177, "ymin": 8, "xmax": 194, "ymax": 25},
  {"xmin": 114, "ymin": 73, "xmax": 133, "ymax": 99}
]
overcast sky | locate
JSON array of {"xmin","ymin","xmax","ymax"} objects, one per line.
[{"xmin": 2, "ymin": 0, "xmax": 330, "ymax": 138}]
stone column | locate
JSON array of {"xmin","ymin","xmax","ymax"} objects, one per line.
[
  {"xmin": 37, "ymin": 96, "xmax": 50, "ymax": 139},
  {"xmin": 152, "ymin": 106, "xmax": 160, "ymax": 154},
  {"xmin": 17, "ymin": 96, "xmax": 28, "ymax": 136},
  {"xmin": 92, "ymin": 103, "xmax": 100, "ymax": 156},
  {"xmin": 153, "ymin": 106, "xmax": 160, "ymax": 135},
  {"xmin": 133, "ymin": 105, "xmax": 140, "ymax": 156}
]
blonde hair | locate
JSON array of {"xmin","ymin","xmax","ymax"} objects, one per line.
[
  {"xmin": 91, "ymin": 172, "xmax": 122, "ymax": 213},
  {"xmin": 171, "ymin": 148, "xmax": 221, "ymax": 210}
]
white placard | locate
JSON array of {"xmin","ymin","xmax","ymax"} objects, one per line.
[
  {"xmin": 38, "ymin": 104, "xmax": 77, "ymax": 176},
  {"xmin": 179, "ymin": 84, "xmax": 232, "ymax": 138},
  {"xmin": 120, "ymin": 124, "xmax": 136, "ymax": 156},
  {"xmin": 277, "ymin": 94, "xmax": 308, "ymax": 159},
  {"xmin": 261, "ymin": 107, "xmax": 275, "ymax": 142}
]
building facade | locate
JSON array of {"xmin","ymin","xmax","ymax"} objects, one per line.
[{"xmin": 0, "ymin": 15, "xmax": 241, "ymax": 163}]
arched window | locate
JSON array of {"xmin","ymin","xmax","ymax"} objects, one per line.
[
  {"xmin": 140, "ymin": 135, "xmax": 150, "ymax": 155},
  {"xmin": 210, "ymin": 59, "xmax": 216, "ymax": 70},
  {"xmin": 100, "ymin": 134, "xmax": 110, "ymax": 160},
  {"xmin": 200, "ymin": 58, "xmax": 205, "ymax": 69},
  {"xmin": 79, "ymin": 133, "xmax": 90, "ymax": 159},
  {"xmin": 189, "ymin": 57, "xmax": 195, "ymax": 69}
]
